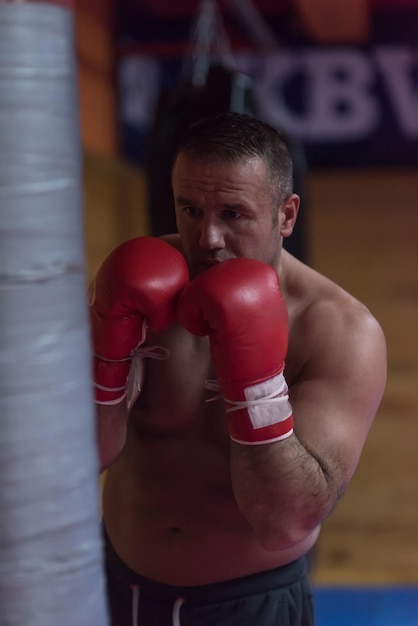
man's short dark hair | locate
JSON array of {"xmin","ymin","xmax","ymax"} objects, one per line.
[{"xmin": 175, "ymin": 112, "xmax": 294, "ymax": 205}]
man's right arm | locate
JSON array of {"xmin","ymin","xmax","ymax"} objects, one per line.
[{"xmin": 89, "ymin": 236, "xmax": 189, "ymax": 471}]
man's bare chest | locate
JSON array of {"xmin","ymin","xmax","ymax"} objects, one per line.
[{"xmin": 130, "ymin": 325, "xmax": 225, "ymax": 437}]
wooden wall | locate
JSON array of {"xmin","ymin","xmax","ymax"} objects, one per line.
[
  {"xmin": 74, "ymin": 0, "xmax": 151, "ymax": 277},
  {"xmin": 75, "ymin": 0, "xmax": 118, "ymax": 156},
  {"xmin": 307, "ymin": 168, "xmax": 418, "ymax": 585},
  {"xmin": 83, "ymin": 152, "xmax": 150, "ymax": 281}
]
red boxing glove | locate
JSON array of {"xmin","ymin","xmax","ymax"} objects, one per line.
[
  {"xmin": 90, "ymin": 237, "xmax": 189, "ymax": 405},
  {"xmin": 178, "ymin": 258, "xmax": 293, "ymax": 444}
]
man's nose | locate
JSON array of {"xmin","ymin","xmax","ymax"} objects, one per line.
[{"xmin": 199, "ymin": 217, "xmax": 225, "ymax": 250}]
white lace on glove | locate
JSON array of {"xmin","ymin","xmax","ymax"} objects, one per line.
[{"xmin": 94, "ymin": 345, "xmax": 170, "ymax": 408}]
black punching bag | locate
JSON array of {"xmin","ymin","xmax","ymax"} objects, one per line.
[
  {"xmin": 145, "ymin": 0, "xmax": 308, "ymax": 261},
  {"xmin": 146, "ymin": 64, "xmax": 309, "ymax": 262},
  {"xmin": 146, "ymin": 64, "xmax": 257, "ymax": 237}
]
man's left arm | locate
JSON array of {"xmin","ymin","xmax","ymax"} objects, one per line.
[
  {"xmin": 229, "ymin": 303, "xmax": 387, "ymax": 550},
  {"xmin": 178, "ymin": 260, "xmax": 386, "ymax": 551}
]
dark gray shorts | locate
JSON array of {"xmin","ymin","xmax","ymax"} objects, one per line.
[{"xmin": 104, "ymin": 529, "xmax": 315, "ymax": 626}]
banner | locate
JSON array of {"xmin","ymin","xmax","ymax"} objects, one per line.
[{"xmin": 117, "ymin": 1, "xmax": 418, "ymax": 168}]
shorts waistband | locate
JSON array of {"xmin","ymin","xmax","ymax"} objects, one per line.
[{"xmin": 104, "ymin": 527, "xmax": 308, "ymax": 605}]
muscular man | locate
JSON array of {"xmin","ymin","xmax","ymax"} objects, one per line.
[{"xmin": 92, "ymin": 113, "xmax": 387, "ymax": 625}]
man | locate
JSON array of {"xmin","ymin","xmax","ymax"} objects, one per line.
[{"xmin": 91, "ymin": 112, "xmax": 386, "ymax": 625}]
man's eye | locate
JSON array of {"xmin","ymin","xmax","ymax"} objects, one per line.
[
  {"xmin": 184, "ymin": 207, "xmax": 201, "ymax": 217},
  {"xmin": 223, "ymin": 210, "xmax": 242, "ymax": 220}
]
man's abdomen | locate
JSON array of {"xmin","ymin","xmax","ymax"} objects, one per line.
[{"xmin": 101, "ymin": 430, "xmax": 319, "ymax": 586}]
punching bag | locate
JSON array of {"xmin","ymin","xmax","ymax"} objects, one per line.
[
  {"xmin": 0, "ymin": 2, "xmax": 108, "ymax": 624},
  {"xmin": 146, "ymin": 62, "xmax": 257, "ymax": 237},
  {"xmin": 146, "ymin": 0, "xmax": 309, "ymax": 261}
]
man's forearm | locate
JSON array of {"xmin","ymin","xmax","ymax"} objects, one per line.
[{"xmin": 230, "ymin": 434, "xmax": 339, "ymax": 551}]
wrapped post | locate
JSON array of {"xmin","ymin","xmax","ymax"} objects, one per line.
[{"xmin": 0, "ymin": 1, "xmax": 108, "ymax": 624}]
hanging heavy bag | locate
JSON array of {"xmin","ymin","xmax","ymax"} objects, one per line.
[
  {"xmin": 146, "ymin": 67, "xmax": 257, "ymax": 236},
  {"xmin": 145, "ymin": 0, "xmax": 308, "ymax": 262},
  {"xmin": 146, "ymin": 0, "xmax": 257, "ymax": 236}
]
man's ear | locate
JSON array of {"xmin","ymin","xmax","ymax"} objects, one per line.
[{"xmin": 280, "ymin": 194, "xmax": 300, "ymax": 238}]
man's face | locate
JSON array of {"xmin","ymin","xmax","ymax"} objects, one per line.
[{"xmin": 172, "ymin": 153, "xmax": 283, "ymax": 278}]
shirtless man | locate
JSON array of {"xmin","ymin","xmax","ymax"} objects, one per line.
[{"xmin": 91, "ymin": 112, "xmax": 387, "ymax": 625}]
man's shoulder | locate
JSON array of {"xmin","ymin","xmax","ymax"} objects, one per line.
[
  {"xmin": 304, "ymin": 286, "xmax": 382, "ymax": 342},
  {"xmin": 284, "ymin": 253, "xmax": 386, "ymax": 371},
  {"xmin": 284, "ymin": 252, "xmax": 372, "ymax": 321}
]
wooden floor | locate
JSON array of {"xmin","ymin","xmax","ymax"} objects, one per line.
[{"xmin": 84, "ymin": 155, "xmax": 418, "ymax": 586}]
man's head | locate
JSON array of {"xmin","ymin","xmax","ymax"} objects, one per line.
[
  {"xmin": 172, "ymin": 112, "xmax": 299, "ymax": 277},
  {"xmin": 174, "ymin": 112, "xmax": 294, "ymax": 219}
]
